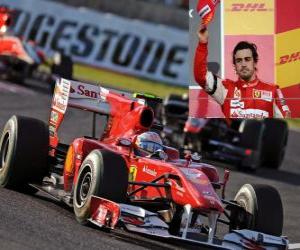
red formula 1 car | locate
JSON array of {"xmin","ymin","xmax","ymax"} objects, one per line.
[
  {"xmin": 0, "ymin": 7, "xmax": 73, "ymax": 87},
  {"xmin": 0, "ymin": 79, "xmax": 288, "ymax": 249}
]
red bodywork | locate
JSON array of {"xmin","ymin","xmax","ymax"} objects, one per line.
[
  {"xmin": 0, "ymin": 36, "xmax": 34, "ymax": 63},
  {"xmin": 0, "ymin": 7, "xmax": 28, "ymax": 61},
  {"xmin": 0, "ymin": 7, "xmax": 11, "ymax": 33},
  {"xmin": 0, "ymin": 8, "xmax": 44, "ymax": 65},
  {"xmin": 50, "ymin": 79, "xmax": 226, "ymax": 216}
]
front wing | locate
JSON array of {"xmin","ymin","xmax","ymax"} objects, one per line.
[{"xmin": 88, "ymin": 196, "xmax": 288, "ymax": 250}]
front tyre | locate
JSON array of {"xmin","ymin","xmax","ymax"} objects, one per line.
[
  {"xmin": 73, "ymin": 150, "xmax": 128, "ymax": 224},
  {"xmin": 232, "ymin": 184, "xmax": 283, "ymax": 236}
]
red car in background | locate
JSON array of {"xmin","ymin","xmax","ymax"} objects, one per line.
[{"xmin": 0, "ymin": 6, "xmax": 72, "ymax": 87}]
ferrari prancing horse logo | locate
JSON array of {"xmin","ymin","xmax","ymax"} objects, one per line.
[{"xmin": 253, "ymin": 89, "xmax": 261, "ymax": 99}]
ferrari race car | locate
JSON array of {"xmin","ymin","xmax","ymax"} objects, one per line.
[
  {"xmin": 160, "ymin": 94, "xmax": 289, "ymax": 170},
  {"xmin": 0, "ymin": 79, "xmax": 288, "ymax": 249},
  {"xmin": 0, "ymin": 7, "xmax": 73, "ymax": 87}
]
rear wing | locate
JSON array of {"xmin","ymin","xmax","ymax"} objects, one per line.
[
  {"xmin": 51, "ymin": 78, "xmax": 111, "ymax": 115},
  {"xmin": 49, "ymin": 78, "xmax": 154, "ymax": 149}
]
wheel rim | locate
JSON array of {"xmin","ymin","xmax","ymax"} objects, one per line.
[
  {"xmin": 235, "ymin": 196, "xmax": 254, "ymax": 229},
  {"xmin": 0, "ymin": 132, "xmax": 10, "ymax": 171},
  {"xmin": 76, "ymin": 165, "xmax": 92, "ymax": 208}
]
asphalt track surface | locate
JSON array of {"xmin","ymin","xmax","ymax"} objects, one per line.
[{"xmin": 0, "ymin": 80, "xmax": 299, "ymax": 249}]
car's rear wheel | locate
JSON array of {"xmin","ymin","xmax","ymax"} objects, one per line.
[
  {"xmin": 51, "ymin": 53, "xmax": 73, "ymax": 79},
  {"xmin": 73, "ymin": 149, "xmax": 128, "ymax": 224},
  {"xmin": 261, "ymin": 119, "xmax": 288, "ymax": 169},
  {"xmin": 49, "ymin": 53, "xmax": 73, "ymax": 93},
  {"xmin": 238, "ymin": 120, "xmax": 264, "ymax": 169},
  {"xmin": 0, "ymin": 115, "xmax": 49, "ymax": 190},
  {"xmin": 231, "ymin": 184, "xmax": 283, "ymax": 236}
]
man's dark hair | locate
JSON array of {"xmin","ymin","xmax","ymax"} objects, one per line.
[{"xmin": 233, "ymin": 41, "xmax": 258, "ymax": 64}]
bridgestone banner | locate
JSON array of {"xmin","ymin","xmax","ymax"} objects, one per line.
[{"xmin": 3, "ymin": 0, "xmax": 189, "ymax": 86}]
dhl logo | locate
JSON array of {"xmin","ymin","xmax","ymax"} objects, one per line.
[
  {"xmin": 226, "ymin": 3, "xmax": 273, "ymax": 12},
  {"xmin": 277, "ymin": 52, "xmax": 300, "ymax": 65}
]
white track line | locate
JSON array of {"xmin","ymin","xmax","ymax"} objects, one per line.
[{"xmin": 289, "ymin": 243, "xmax": 300, "ymax": 249}]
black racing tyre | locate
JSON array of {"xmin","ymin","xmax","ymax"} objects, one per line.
[
  {"xmin": 163, "ymin": 94, "xmax": 188, "ymax": 120},
  {"xmin": 261, "ymin": 119, "xmax": 288, "ymax": 169},
  {"xmin": 233, "ymin": 184, "xmax": 283, "ymax": 236},
  {"xmin": 49, "ymin": 53, "xmax": 73, "ymax": 93},
  {"xmin": 0, "ymin": 115, "xmax": 49, "ymax": 189},
  {"xmin": 51, "ymin": 53, "xmax": 73, "ymax": 79},
  {"xmin": 165, "ymin": 94, "xmax": 186, "ymax": 102},
  {"xmin": 238, "ymin": 120, "xmax": 264, "ymax": 169},
  {"xmin": 184, "ymin": 132, "xmax": 201, "ymax": 153},
  {"xmin": 168, "ymin": 205, "xmax": 183, "ymax": 236},
  {"xmin": 239, "ymin": 120, "xmax": 264, "ymax": 150},
  {"xmin": 73, "ymin": 149, "xmax": 128, "ymax": 224}
]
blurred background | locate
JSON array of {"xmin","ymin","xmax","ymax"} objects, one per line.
[{"xmin": 1, "ymin": 0, "xmax": 190, "ymax": 97}]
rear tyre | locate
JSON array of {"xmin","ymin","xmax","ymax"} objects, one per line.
[
  {"xmin": 238, "ymin": 120, "xmax": 264, "ymax": 169},
  {"xmin": 261, "ymin": 119, "xmax": 288, "ymax": 169},
  {"xmin": 73, "ymin": 150, "xmax": 128, "ymax": 224},
  {"xmin": 232, "ymin": 184, "xmax": 283, "ymax": 236},
  {"xmin": 51, "ymin": 53, "xmax": 73, "ymax": 79},
  {"xmin": 49, "ymin": 53, "xmax": 73, "ymax": 93},
  {"xmin": 239, "ymin": 120, "xmax": 264, "ymax": 150},
  {"xmin": 0, "ymin": 115, "xmax": 49, "ymax": 189}
]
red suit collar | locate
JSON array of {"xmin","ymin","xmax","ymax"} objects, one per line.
[{"xmin": 236, "ymin": 76, "xmax": 259, "ymax": 88}]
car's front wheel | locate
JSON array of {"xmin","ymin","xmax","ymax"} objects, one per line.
[
  {"xmin": 230, "ymin": 184, "xmax": 283, "ymax": 236},
  {"xmin": 73, "ymin": 150, "xmax": 128, "ymax": 224}
]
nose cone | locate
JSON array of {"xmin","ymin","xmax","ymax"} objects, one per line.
[{"xmin": 179, "ymin": 168, "xmax": 224, "ymax": 212}]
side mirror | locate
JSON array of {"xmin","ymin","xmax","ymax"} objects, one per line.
[
  {"xmin": 149, "ymin": 149, "xmax": 168, "ymax": 161},
  {"xmin": 117, "ymin": 138, "xmax": 132, "ymax": 147},
  {"xmin": 184, "ymin": 151, "xmax": 201, "ymax": 162},
  {"xmin": 191, "ymin": 152, "xmax": 201, "ymax": 162}
]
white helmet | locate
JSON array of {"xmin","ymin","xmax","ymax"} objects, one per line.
[{"xmin": 135, "ymin": 132, "xmax": 163, "ymax": 155}]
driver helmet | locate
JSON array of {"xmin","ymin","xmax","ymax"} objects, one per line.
[{"xmin": 135, "ymin": 132, "xmax": 163, "ymax": 155}]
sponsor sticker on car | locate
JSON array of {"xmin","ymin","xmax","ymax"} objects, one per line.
[
  {"xmin": 52, "ymin": 78, "xmax": 70, "ymax": 113},
  {"xmin": 129, "ymin": 165, "xmax": 137, "ymax": 181},
  {"xmin": 142, "ymin": 165, "xmax": 157, "ymax": 177}
]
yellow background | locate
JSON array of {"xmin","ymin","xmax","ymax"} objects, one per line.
[
  {"xmin": 224, "ymin": 0, "xmax": 274, "ymax": 35},
  {"xmin": 276, "ymin": 28, "xmax": 300, "ymax": 88}
]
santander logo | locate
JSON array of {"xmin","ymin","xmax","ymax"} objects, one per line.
[{"xmin": 71, "ymin": 84, "xmax": 101, "ymax": 99}]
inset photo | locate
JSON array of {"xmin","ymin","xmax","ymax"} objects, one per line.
[{"xmin": 189, "ymin": 0, "xmax": 300, "ymax": 118}]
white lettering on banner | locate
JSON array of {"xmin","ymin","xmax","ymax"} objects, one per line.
[{"xmin": 3, "ymin": 0, "xmax": 189, "ymax": 86}]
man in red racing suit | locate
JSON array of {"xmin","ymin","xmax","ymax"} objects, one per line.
[{"xmin": 194, "ymin": 25, "xmax": 291, "ymax": 118}]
